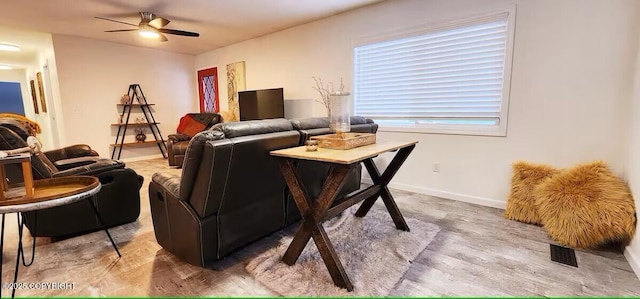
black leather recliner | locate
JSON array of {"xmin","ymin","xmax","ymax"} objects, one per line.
[
  {"xmin": 0, "ymin": 125, "xmax": 144, "ymax": 238},
  {"xmin": 150, "ymin": 119, "xmax": 299, "ymax": 266},
  {"xmin": 149, "ymin": 117, "xmax": 377, "ymax": 267},
  {"xmin": 0, "ymin": 118, "xmax": 102, "ymax": 170}
]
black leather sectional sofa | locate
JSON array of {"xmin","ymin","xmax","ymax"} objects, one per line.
[{"xmin": 149, "ymin": 117, "xmax": 377, "ymax": 267}]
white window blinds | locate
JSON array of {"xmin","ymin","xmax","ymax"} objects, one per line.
[{"xmin": 354, "ymin": 13, "xmax": 512, "ymax": 131}]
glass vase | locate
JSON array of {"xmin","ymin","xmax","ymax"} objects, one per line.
[{"xmin": 329, "ymin": 92, "xmax": 351, "ymax": 138}]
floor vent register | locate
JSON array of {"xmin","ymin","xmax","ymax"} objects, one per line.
[{"xmin": 550, "ymin": 244, "xmax": 578, "ymax": 267}]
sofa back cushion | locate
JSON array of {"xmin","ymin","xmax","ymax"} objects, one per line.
[
  {"xmin": 0, "ymin": 126, "xmax": 55, "ymax": 179},
  {"xmin": 181, "ymin": 119, "xmax": 300, "ymax": 219},
  {"xmin": 0, "ymin": 119, "xmax": 31, "ymax": 140},
  {"xmin": 212, "ymin": 118, "xmax": 293, "ymax": 138},
  {"xmin": 289, "ymin": 117, "xmax": 330, "ymax": 130},
  {"xmin": 180, "ymin": 130, "xmax": 225, "ymax": 201},
  {"xmin": 290, "ymin": 116, "xmax": 373, "ymax": 130},
  {"xmin": 290, "ymin": 116, "xmax": 378, "ymax": 145}
]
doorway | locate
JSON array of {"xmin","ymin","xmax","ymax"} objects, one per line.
[
  {"xmin": 0, "ymin": 82, "xmax": 25, "ymax": 115},
  {"xmin": 197, "ymin": 67, "xmax": 219, "ymax": 113}
]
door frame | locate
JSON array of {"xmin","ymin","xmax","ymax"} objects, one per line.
[{"xmin": 197, "ymin": 67, "xmax": 219, "ymax": 112}]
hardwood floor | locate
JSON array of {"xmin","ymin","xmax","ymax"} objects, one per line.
[{"xmin": 1, "ymin": 158, "xmax": 638, "ymax": 296}]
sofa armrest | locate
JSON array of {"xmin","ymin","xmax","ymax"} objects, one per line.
[
  {"xmin": 168, "ymin": 134, "xmax": 192, "ymax": 143},
  {"xmin": 149, "ymin": 179, "xmax": 217, "ymax": 266},
  {"xmin": 44, "ymin": 144, "xmax": 99, "ymax": 162},
  {"xmin": 54, "ymin": 156, "xmax": 102, "ymax": 170},
  {"xmin": 370, "ymin": 123, "xmax": 379, "ymax": 134},
  {"xmin": 52, "ymin": 160, "xmax": 125, "ymax": 177},
  {"xmin": 152, "ymin": 173, "xmax": 181, "ymax": 199}
]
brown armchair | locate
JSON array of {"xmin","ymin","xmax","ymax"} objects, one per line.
[{"xmin": 167, "ymin": 113, "xmax": 222, "ymax": 167}]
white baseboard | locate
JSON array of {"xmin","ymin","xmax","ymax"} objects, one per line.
[
  {"xmin": 625, "ymin": 247, "xmax": 640, "ymax": 279},
  {"xmin": 120, "ymin": 154, "xmax": 165, "ymax": 163},
  {"xmin": 361, "ymin": 178, "xmax": 506, "ymax": 210}
]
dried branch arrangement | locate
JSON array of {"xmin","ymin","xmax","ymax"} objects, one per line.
[{"xmin": 312, "ymin": 77, "xmax": 344, "ymax": 115}]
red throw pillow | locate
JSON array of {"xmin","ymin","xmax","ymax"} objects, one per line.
[{"xmin": 176, "ymin": 114, "xmax": 206, "ymax": 137}]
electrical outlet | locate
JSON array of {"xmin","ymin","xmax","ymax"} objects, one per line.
[{"xmin": 432, "ymin": 163, "xmax": 440, "ymax": 172}]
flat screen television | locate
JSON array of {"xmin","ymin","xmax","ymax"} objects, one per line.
[{"xmin": 238, "ymin": 88, "xmax": 285, "ymax": 121}]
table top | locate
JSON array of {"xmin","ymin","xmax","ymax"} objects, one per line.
[
  {"xmin": 0, "ymin": 176, "xmax": 101, "ymax": 214},
  {"xmin": 270, "ymin": 140, "xmax": 418, "ymax": 164},
  {"xmin": 0, "ymin": 153, "xmax": 30, "ymax": 164}
]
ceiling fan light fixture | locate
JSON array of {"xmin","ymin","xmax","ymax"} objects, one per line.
[
  {"xmin": 0, "ymin": 43, "xmax": 20, "ymax": 52},
  {"xmin": 139, "ymin": 29, "xmax": 160, "ymax": 39},
  {"xmin": 98, "ymin": 13, "xmax": 199, "ymax": 41},
  {"xmin": 0, "ymin": 65, "xmax": 13, "ymax": 70}
]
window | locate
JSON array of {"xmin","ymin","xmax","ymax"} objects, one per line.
[{"xmin": 353, "ymin": 10, "xmax": 515, "ymax": 136}]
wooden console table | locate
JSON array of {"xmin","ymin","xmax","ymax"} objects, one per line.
[{"xmin": 270, "ymin": 140, "xmax": 417, "ymax": 291}]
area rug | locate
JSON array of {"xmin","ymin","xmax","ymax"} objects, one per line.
[{"xmin": 245, "ymin": 207, "xmax": 441, "ymax": 296}]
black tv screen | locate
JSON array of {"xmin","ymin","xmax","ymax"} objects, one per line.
[{"xmin": 239, "ymin": 88, "xmax": 285, "ymax": 121}]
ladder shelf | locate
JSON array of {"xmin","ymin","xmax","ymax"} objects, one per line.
[{"xmin": 111, "ymin": 84, "xmax": 168, "ymax": 159}]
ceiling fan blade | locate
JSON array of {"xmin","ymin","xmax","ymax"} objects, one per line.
[
  {"xmin": 159, "ymin": 33, "xmax": 168, "ymax": 42},
  {"xmin": 95, "ymin": 16, "xmax": 138, "ymax": 27},
  {"xmin": 158, "ymin": 28, "xmax": 199, "ymax": 37},
  {"xmin": 104, "ymin": 29, "xmax": 138, "ymax": 32},
  {"xmin": 149, "ymin": 17, "xmax": 170, "ymax": 29}
]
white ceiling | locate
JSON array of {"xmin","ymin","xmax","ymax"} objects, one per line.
[
  {"xmin": 0, "ymin": 27, "xmax": 49, "ymax": 69},
  {"xmin": 0, "ymin": 0, "xmax": 382, "ymax": 55}
]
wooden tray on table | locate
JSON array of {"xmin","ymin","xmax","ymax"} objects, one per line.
[{"xmin": 311, "ymin": 132, "xmax": 376, "ymax": 150}]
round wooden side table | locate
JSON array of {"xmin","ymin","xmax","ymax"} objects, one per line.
[{"xmin": 0, "ymin": 176, "xmax": 121, "ymax": 298}]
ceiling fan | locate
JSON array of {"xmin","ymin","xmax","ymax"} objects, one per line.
[{"xmin": 96, "ymin": 12, "xmax": 199, "ymax": 42}]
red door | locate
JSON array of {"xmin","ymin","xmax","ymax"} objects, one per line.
[{"xmin": 197, "ymin": 67, "xmax": 219, "ymax": 112}]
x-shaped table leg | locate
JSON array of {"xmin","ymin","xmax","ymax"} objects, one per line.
[
  {"xmin": 278, "ymin": 159, "xmax": 355, "ymax": 291},
  {"xmin": 354, "ymin": 144, "xmax": 416, "ymax": 231}
]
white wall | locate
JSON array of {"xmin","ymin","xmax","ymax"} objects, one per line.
[
  {"xmin": 52, "ymin": 35, "xmax": 197, "ymax": 159},
  {"xmin": 624, "ymin": 30, "xmax": 640, "ymax": 279},
  {"xmin": 24, "ymin": 43, "xmax": 57, "ymax": 151},
  {"xmin": 196, "ymin": 0, "xmax": 640, "ymax": 208},
  {"xmin": 42, "ymin": 35, "xmax": 66, "ymax": 149}
]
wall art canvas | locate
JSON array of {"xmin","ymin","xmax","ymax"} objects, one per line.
[
  {"xmin": 36, "ymin": 72, "xmax": 47, "ymax": 113},
  {"xmin": 29, "ymin": 80, "xmax": 39, "ymax": 114},
  {"xmin": 226, "ymin": 61, "xmax": 246, "ymax": 121}
]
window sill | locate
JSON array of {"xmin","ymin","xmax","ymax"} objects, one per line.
[{"xmin": 377, "ymin": 125, "xmax": 507, "ymax": 137}]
